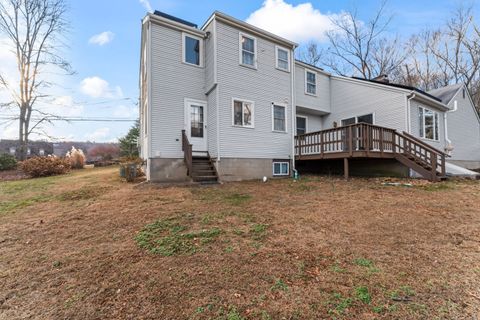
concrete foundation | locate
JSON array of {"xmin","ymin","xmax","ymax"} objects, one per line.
[
  {"xmin": 448, "ymin": 160, "xmax": 480, "ymax": 171},
  {"xmin": 216, "ymin": 158, "xmax": 289, "ymax": 182},
  {"xmin": 148, "ymin": 158, "xmax": 189, "ymax": 182},
  {"xmin": 296, "ymin": 158, "xmax": 410, "ymax": 178}
]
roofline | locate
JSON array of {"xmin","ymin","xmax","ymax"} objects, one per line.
[
  {"xmin": 294, "ymin": 60, "xmax": 331, "ymax": 76},
  {"xmin": 332, "ymin": 76, "xmax": 449, "ymax": 110},
  {"xmin": 201, "ymin": 11, "xmax": 298, "ymax": 49},
  {"xmin": 432, "ymin": 84, "xmax": 463, "ymax": 105},
  {"xmin": 449, "ymin": 84, "xmax": 480, "ymax": 123},
  {"xmin": 145, "ymin": 13, "xmax": 205, "ymax": 37}
]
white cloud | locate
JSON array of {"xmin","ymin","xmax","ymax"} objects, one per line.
[
  {"xmin": 139, "ymin": 0, "xmax": 153, "ymax": 13},
  {"xmin": 85, "ymin": 127, "xmax": 110, "ymax": 141},
  {"xmin": 113, "ymin": 105, "xmax": 138, "ymax": 118},
  {"xmin": 88, "ymin": 31, "xmax": 115, "ymax": 46},
  {"xmin": 50, "ymin": 95, "xmax": 84, "ymax": 117},
  {"xmin": 246, "ymin": 0, "xmax": 337, "ymax": 43},
  {"xmin": 80, "ymin": 76, "xmax": 122, "ymax": 99}
]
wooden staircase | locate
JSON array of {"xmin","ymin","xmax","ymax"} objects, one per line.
[
  {"xmin": 182, "ymin": 130, "xmax": 218, "ymax": 184},
  {"xmin": 295, "ymin": 123, "xmax": 447, "ymax": 182}
]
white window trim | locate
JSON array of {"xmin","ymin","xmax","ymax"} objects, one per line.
[
  {"xmin": 305, "ymin": 69, "xmax": 317, "ymax": 96},
  {"xmin": 296, "ymin": 115, "xmax": 308, "ymax": 135},
  {"xmin": 232, "ymin": 98, "xmax": 255, "ymax": 128},
  {"xmin": 419, "ymin": 107, "xmax": 440, "ymax": 141},
  {"xmin": 239, "ymin": 32, "xmax": 257, "ymax": 69},
  {"xmin": 182, "ymin": 32, "xmax": 204, "ymax": 68},
  {"xmin": 275, "ymin": 45, "xmax": 290, "ymax": 72},
  {"xmin": 272, "ymin": 161, "xmax": 290, "ymax": 176},
  {"xmin": 272, "ymin": 103, "xmax": 288, "ymax": 133}
]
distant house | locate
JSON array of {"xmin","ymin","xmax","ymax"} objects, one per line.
[
  {"xmin": 0, "ymin": 139, "xmax": 53, "ymax": 159},
  {"xmin": 53, "ymin": 142, "xmax": 120, "ymax": 162},
  {"xmin": 139, "ymin": 10, "xmax": 480, "ymax": 183}
]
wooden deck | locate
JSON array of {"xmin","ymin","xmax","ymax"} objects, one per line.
[{"xmin": 295, "ymin": 123, "xmax": 447, "ymax": 181}]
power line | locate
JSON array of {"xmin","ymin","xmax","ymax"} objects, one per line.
[{"xmin": 0, "ymin": 116, "xmax": 137, "ymax": 122}]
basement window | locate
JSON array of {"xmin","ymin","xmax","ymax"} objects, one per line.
[
  {"xmin": 419, "ymin": 107, "xmax": 439, "ymax": 141},
  {"xmin": 273, "ymin": 161, "xmax": 289, "ymax": 176}
]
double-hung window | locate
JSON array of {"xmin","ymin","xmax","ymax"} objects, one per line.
[
  {"xmin": 305, "ymin": 70, "xmax": 317, "ymax": 95},
  {"xmin": 296, "ymin": 116, "xmax": 307, "ymax": 135},
  {"xmin": 240, "ymin": 33, "xmax": 256, "ymax": 68},
  {"xmin": 276, "ymin": 46, "xmax": 290, "ymax": 71},
  {"xmin": 272, "ymin": 104, "xmax": 286, "ymax": 132},
  {"xmin": 233, "ymin": 99, "xmax": 254, "ymax": 128},
  {"xmin": 273, "ymin": 161, "xmax": 289, "ymax": 176},
  {"xmin": 182, "ymin": 33, "xmax": 202, "ymax": 66},
  {"xmin": 419, "ymin": 107, "xmax": 439, "ymax": 141}
]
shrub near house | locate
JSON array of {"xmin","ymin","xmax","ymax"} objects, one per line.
[
  {"xmin": 0, "ymin": 153, "xmax": 17, "ymax": 171},
  {"xmin": 65, "ymin": 147, "xmax": 86, "ymax": 169},
  {"xmin": 20, "ymin": 156, "xmax": 71, "ymax": 178}
]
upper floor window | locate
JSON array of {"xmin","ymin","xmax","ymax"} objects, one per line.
[
  {"xmin": 233, "ymin": 99, "xmax": 254, "ymax": 128},
  {"xmin": 305, "ymin": 70, "xmax": 317, "ymax": 95},
  {"xmin": 39, "ymin": 148, "xmax": 45, "ymax": 156},
  {"xmin": 272, "ymin": 104, "xmax": 286, "ymax": 132},
  {"xmin": 276, "ymin": 46, "xmax": 290, "ymax": 72},
  {"xmin": 9, "ymin": 147, "xmax": 15, "ymax": 155},
  {"xmin": 239, "ymin": 33, "xmax": 256, "ymax": 68},
  {"xmin": 419, "ymin": 107, "xmax": 439, "ymax": 141},
  {"xmin": 182, "ymin": 33, "xmax": 202, "ymax": 66}
]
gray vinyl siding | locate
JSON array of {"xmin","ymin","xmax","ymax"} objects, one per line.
[
  {"xmin": 324, "ymin": 77, "xmax": 407, "ymax": 130},
  {"xmin": 446, "ymin": 91, "xmax": 480, "ymax": 161},
  {"xmin": 150, "ymin": 23, "xmax": 206, "ymax": 158},
  {"xmin": 204, "ymin": 21, "xmax": 215, "ymax": 90},
  {"xmin": 207, "ymin": 87, "xmax": 218, "ymax": 158},
  {"xmin": 410, "ymin": 100, "xmax": 446, "ymax": 151},
  {"xmin": 295, "ymin": 64, "xmax": 330, "ymax": 113},
  {"xmin": 296, "ymin": 112, "xmax": 322, "ymax": 133},
  {"xmin": 215, "ymin": 20, "xmax": 293, "ymax": 159}
]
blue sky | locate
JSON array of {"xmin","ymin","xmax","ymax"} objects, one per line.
[{"xmin": 1, "ymin": 0, "xmax": 477, "ymax": 142}]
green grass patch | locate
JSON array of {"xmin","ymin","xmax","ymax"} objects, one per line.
[
  {"xmin": 355, "ymin": 286, "xmax": 371, "ymax": 304},
  {"xmin": 331, "ymin": 263, "xmax": 346, "ymax": 273},
  {"xmin": 270, "ymin": 279, "xmax": 289, "ymax": 292},
  {"xmin": 0, "ymin": 194, "xmax": 53, "ymax": 215},
  {"xmin": 249, "ymin": 223, "xmax": 268, "ymax": 240},
  {"xmin": 135, "ymin": 217, "xmax": 223, "ymax": 256},
  {"xmin": 58, "ymin": 186, "xmax": 111, "ymax": 201},
  {"xmin": 354, "ymin": 258, "xmax": 373, "ymax": 267},
  {"xmin": 224, "ymin": 193, "xmax": 252, "ymax": 206},
  {"xmin": 328, "ymin": 292, "xmax": 353, "ymax": 315},
  {"xmin": 420, "ymin": 183, "xmax": 453, "ymax": 192}
]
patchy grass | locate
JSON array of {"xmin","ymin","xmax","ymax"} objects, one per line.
[{"xmin": 1, "ymin": 169, "xmax": 479, "ymax": 319}]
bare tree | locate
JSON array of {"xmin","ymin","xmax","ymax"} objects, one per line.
[
  {"xmin": 0, "ymin": 0, "xmax": 71, "ymax": 160},
  {"xmin": 393, "ymin": 30, "xmax": 450, "ymax": 90},
  {"xmin": 323, "ymin": 0, "xmax": 406, "ymax": 79},
  {"xmin": 297, "ymin": 41, "xmax": 324, "ymax": 67}
]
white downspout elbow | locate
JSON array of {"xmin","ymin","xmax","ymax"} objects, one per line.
[{"xmin": 444, "ymin": 100, "xmax": 458, "ymax": 154}]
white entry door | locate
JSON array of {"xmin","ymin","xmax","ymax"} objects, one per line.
[{"xmin": 185, "ymin": 99, "xmax": 207, "ymax": 152}]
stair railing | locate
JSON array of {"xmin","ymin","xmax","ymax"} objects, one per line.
[
  {"xmin": 181, "ymin": 130, "xmax": 193, "ymax": 176},
  {"xmin": 294, "ymin": 123, "xmax": 447, "ymax": 181}
]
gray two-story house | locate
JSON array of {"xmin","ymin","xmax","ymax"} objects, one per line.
[{"xmin": 139, "ymin": 10, "xmax": 480, "ymax": 183}]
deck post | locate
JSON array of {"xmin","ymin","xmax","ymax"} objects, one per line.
[{"xmin": 344, "ymin": 158, "xmax": 349, "ymax": 180}]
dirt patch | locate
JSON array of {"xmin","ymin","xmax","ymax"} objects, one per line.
[{"xmin": 0, "ymin": 169, "xmax": 479, "ymax": 319}]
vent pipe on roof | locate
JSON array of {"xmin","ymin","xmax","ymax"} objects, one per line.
[{"xmin": 372, "ymin": 74, "xmax": 390, "ymax": 83}]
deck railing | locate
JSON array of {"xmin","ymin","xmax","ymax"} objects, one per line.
[
  {"xmin": 295, "ymin": 123, "xmax": 446, "ymax": 180},
  {"xmin": 181, "ymin": 130, "xmax": 193, "ymax": 176}
]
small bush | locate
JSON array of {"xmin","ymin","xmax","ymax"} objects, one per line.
[
  {"xmin": 20, "ymin": 156, "xmax": 71, "ymax": 177},
  {"xmin": 0, "ymin": 153, "xmax": 17, "ymax": 171},
  {"xmin": 65, "ymin": 146, "xmax": 86, "ymax": 169}
]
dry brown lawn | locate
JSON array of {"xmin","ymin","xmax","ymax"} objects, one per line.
[{"xmin": 0, "ymin": 167, "xmax": 479, "ymax": 319}]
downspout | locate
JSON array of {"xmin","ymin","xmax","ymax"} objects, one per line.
[
  {"xmin": 406, "ymin": 92, "xmax": 416, "ymax": 134},
  {"xmin": 290, "ymin": 46, "xmax": 296, "ymax": 176},
  {"xmin": 444, "ymin": 100, "xmax": 458, "ymax": 154}
]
